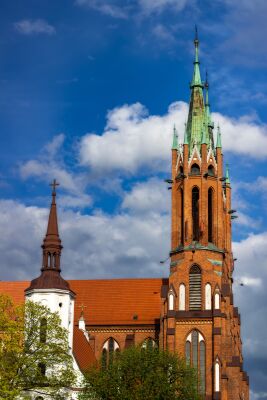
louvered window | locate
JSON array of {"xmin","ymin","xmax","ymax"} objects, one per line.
[{"xmin": 189, "ymin": 265, "xmax": 202, "ymax": 310}]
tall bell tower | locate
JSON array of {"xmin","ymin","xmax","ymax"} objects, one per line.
[{"xmin": 162, "ymin": 30, "xmax": 250, "ymax": 400}]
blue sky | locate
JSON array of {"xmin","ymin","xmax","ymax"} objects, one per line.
[{"xmin": 0, "ymin": 0, "xmax": 267, "ymax": 398}]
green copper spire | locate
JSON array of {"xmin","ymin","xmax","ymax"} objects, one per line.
[
  {"xmin": 186, "ymin": 27, "xmax": 205, "ymax": 154},
  {"xmin": 216, "ymin": 124, "xmax": 222, "ymax": 148},
  {"xmin": 205, "ymin": 72, "xmax": 215, "ymax": 148},
  {"xmin": 172, "ymin": 125, "xmax": 179, "ymax": 150},
  {"xmin": 183, "ymin": 122, "xmax": 188, "ymax": 145},
  {"xmin": 226, "ymin": 163, "xmax": 230, "ymax": 184}
]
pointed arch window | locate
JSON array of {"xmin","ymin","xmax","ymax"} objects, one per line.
[
  {"xmin": 205, "ymin": 283, "xmax": 212, "ymax": 310},
  {"xmin": 214, "ymin": 289, "xmax": 220, "ymax": 310},
  {"xmin": 185, "ymin": 330, "xmax": 206, "ymax": 395},
  {"xmin": 101, "ymin": 338, "xmax": 119, "ymax": 368},
  {"xmin": 208, "ymin": 188, "xmax": 213, "ymax": 243},
  {"xmin": 208, "ymin": 165, "xmax": 215, "ymax": 176},
  {"xmin": 179, "ymin": 284, "xmax": 186, "ymax": 311},
  {"xmin": 142, "ymin": 338, "xmax": 157, "ymax": 350},
  {"xmin": 168, "ymin": 292, "xmax": 174, "ymax": 311},
  {"xmin": 215, "ymin": 359, "xmax": 220, "ymax": 392},
  {"xmin": 192, "ymin": 187, "xmax": 200, "ymax": 241},
  {"xmin": 189, "ymin": 265, "xmax": 202, "ymax": 310},
  {"xmin": 191, "ymin": 163, "xmax": 200, "ymax": 175}
]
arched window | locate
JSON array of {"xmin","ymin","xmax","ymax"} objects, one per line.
[
  {"xmin": 35, "ymin": 397, "xmax": 44, "ymax": 400},
  {"xmin": 208, "ymin": 165, "xmax": 215, "ymax": 176},
  {"xmin": 40, "ymin": 318, "xmax": 47, "ymax": 343},
  {"xmin": 48, "ymin": 252, "xmax": 52, "ymax": 267},
  {"xmin": 179, "ymin": 284, "xmax": 185, "ymax": 311},
  {"xmin": 189, "ymin": 265, "xmax": 201, "ymax": 310},
  {"xmin": 214, "ymin": 290, "xmax": 220, "ymax": 310},
  {"xmin": 101, "ymin": 338, "xmax": 119, "ymax": 368},
  {"xmin": 215, "ymin": 359, "xmax": 220, "ymax": 392},
  {"xmin": 192, "ymin": 187, "xmax": 199, "ymax": 241},
  {"xmin": 205, "ymin": 283, "xmax": 212, "ymax": 310},
  {"xmin": 180, "ymin": 188, "xmax": 184, "ymax": 245},
  {"xmin": 168, "ymin": 292, "xmax": 174, "ymax": 311},
  {"xmin": 53, "ymin": 253, "xmax": 57, "ymax": 268},
  {"xmin": 142, "ymin": 338, "xmax": 157, "ymax": 350},
  {"xmin": 191, "ymin": 163, "xmax": 200, "ymax": 175},
  {"xmin": 185, "ymin": 330, "xmax": 206, "ymax": 394},
  {"xmin": 208, "ymin": 188, "xmax": 213, "ymax": 243}
]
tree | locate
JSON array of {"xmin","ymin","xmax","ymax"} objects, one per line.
[
  {"xmin": 0, "ymin": 294, "xmax": 76, "ymax": 400},
  {"xmin": 80, "ymin": 344, "xmax": 201, "ymax": 400}
]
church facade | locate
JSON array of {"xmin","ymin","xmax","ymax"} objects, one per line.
[{"xmin": 0, "ymin": 34, "xmax": 249, "ymax": 400}]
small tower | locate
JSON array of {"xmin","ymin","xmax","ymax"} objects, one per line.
[{"xmin": 25, "ymin": 180, "xmax": 76, "ymax": 350}]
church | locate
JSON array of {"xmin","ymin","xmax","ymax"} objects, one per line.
[{"xmin": 0, "ymin": 33, "xmax": 249, "ymax": 400}]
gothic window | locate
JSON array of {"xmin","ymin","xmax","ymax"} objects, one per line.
[
  {"xmin": 168, "ymin": 292, "xmax": 174, "ymax": 311},
  {"xmin": 189, "ymin": 265, "xmax": 202, "ymax": 310},
  {"xmin": 208, "ymin": 165, "xmax": 215, "ymax": 176},
  {"xmin": 215, "ymin": 359, "xmax": 220, "ymax": 392},
  {"xmin": 179, "ymin": 284, "xmax": 185, "ymax": 311},
  {"xmin": 185, "ymin": 330, "xmax": 206, "ymax": 394},
  {"xmin": 205, "ymin": 283, "xmax": 212, "ymax": 310},
  {"xmin": 208, "ymin": 188, "xmax": 213, "ymax": 243},
  {"xmin": 142, "ymin": 338, "xmax": 157, "ymax": 350},
  {"xmin": 191, "ymin": 163, "xmax": 200, "ymax": 175},
  {"xmin": 192, "ymin": 187, "xmax": 200, "ymax": 241},
  {"xmin": 40, "ymin": 318, "xmax": 47, "ymax": 344},
  {"xmin": 214, "ymin": 289, "xmax": 220, "ymax": 310},
  {"xmin": 101, "ymin": 338, "xmax": 119, "ymax": 368},
  {"xmin": 180, "ymin": 188, "xmax": 184, "ymax": 245}
]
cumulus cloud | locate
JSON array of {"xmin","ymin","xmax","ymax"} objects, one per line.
[
  {"xmin": 14, "ymin": 19, "xmax": 56, "ymax": 35},
  {"xmin": 20, "ymin": 134, "xmax": 92, "ymax": 208},
  {"xmin": 0, "ymin": 198, "xmax": 169, "ymax": 281},
  {"xmin": 122, "ymin": 177, "xmax": 170, "ymax": 214},
  {"xmin": 138, "ymin": 0, "xmax": 188, "ymax": 14},
  {"xmin": 75, "ymin": 0, "xmax": 128, "ymax": 19},
  {"xmin": 79, "ymin": 101, "xmax": 267, "ymax": 176}
]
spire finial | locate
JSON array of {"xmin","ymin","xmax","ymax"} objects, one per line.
[
  {"xmin": 216, "ymin": 124, "xmax": 222, "ymax": 148},
  {"xmin": 172, "ymin": 125, "xmax": 178, "ymax": 150},
  {"xmin": 194, "ymin": 25, "xmax": 199, "ymax": 47}
]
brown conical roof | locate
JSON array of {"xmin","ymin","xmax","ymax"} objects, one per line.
[{"xmin": 25, "ymin": 180, "xmax": 75, "ymax": 295}]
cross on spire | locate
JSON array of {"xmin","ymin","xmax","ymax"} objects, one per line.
[{"xmin": 50, "ymin": 179, "xmax": 59, "ymax": 194}]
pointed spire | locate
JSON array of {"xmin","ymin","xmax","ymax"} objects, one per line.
[
  {"xmin": 186, "ymin": 27, "xmax": 205, "ymax": 154},
  {"xmin": 226, "ymin": 163, "xmax": 231, "ymax": 184},
  {"xmin": 25, "ymin": 180, "xmax": 74, "ymax": 294},
  {"xmin": 46, "ymin": 179, "xmax": 60, "ymax": 238},
  {"xmin": 216, "ymin": 124, "xmax": 222, "ymax": 148},
  {"xmin": 183, "ymin": 122, "xmax": 189, "ymax": 145},
  {"xmin": 191, "ymin": 25, "xmax": 203, "ymax": 88},
  {"xmin": 172, "ymin": 125, "xmax": 179, "ymax": 150}
]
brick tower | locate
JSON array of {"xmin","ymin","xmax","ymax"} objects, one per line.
[{"xmin": 162, "ymin": 30, "xmax": 250, "ymax": 399}]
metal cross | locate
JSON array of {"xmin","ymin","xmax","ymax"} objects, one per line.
[
  {"xmin": 78, "ymin": 304, "xmax": 87, "ymax": 313},
  {"xmin": 50, "ymin": 179, "xmax": 60, "ymax": 193}
]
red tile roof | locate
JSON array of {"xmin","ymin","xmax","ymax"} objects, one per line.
[
  {"xmin": 73, "ymin": 326, "xmax": 96, "ymax": 371},
  {"xmin": 0, "ymin": 277, "xmax": 166, "ymax": 325}
]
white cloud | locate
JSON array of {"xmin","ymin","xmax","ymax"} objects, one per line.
[
  {"xmin": 75, "ymin": 0, "xmax": 128, "ymax": 19},
  {"xmin": 14, "ymin": 19, "xmax": 56, "ymax": 35},
  {"xmin": 79, "ymin": 101, "xmax": 187, "ymax": 174},
  {"xmin": 79, "ymin": 101, "xmax": 267, "ymax": 176},
  {"xmin": 122, "ymin": 177, "xmax": 170, "ymax": 214},
  {"xmin": 214, "ymin": 112, "xmax": 267, "ymax": 159},
  {"xmin": 138, "ymin": 0, "xmax": 188, "ymax": 14},
  {"xmin": 20, "ymin": 134, "xmax": 92, "ymax": 208},
  {"xmin": 0, "ymin": 198, "xmax": 169, "ymax": 281}
]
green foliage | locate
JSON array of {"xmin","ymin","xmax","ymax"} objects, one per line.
[
  {"xmin": 80, "ymin": 345, "xmax": 201, "ymax": 400},
  {"xmin": 0, "ymin": 294, "xmax": 76, "ymax": 399}
]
